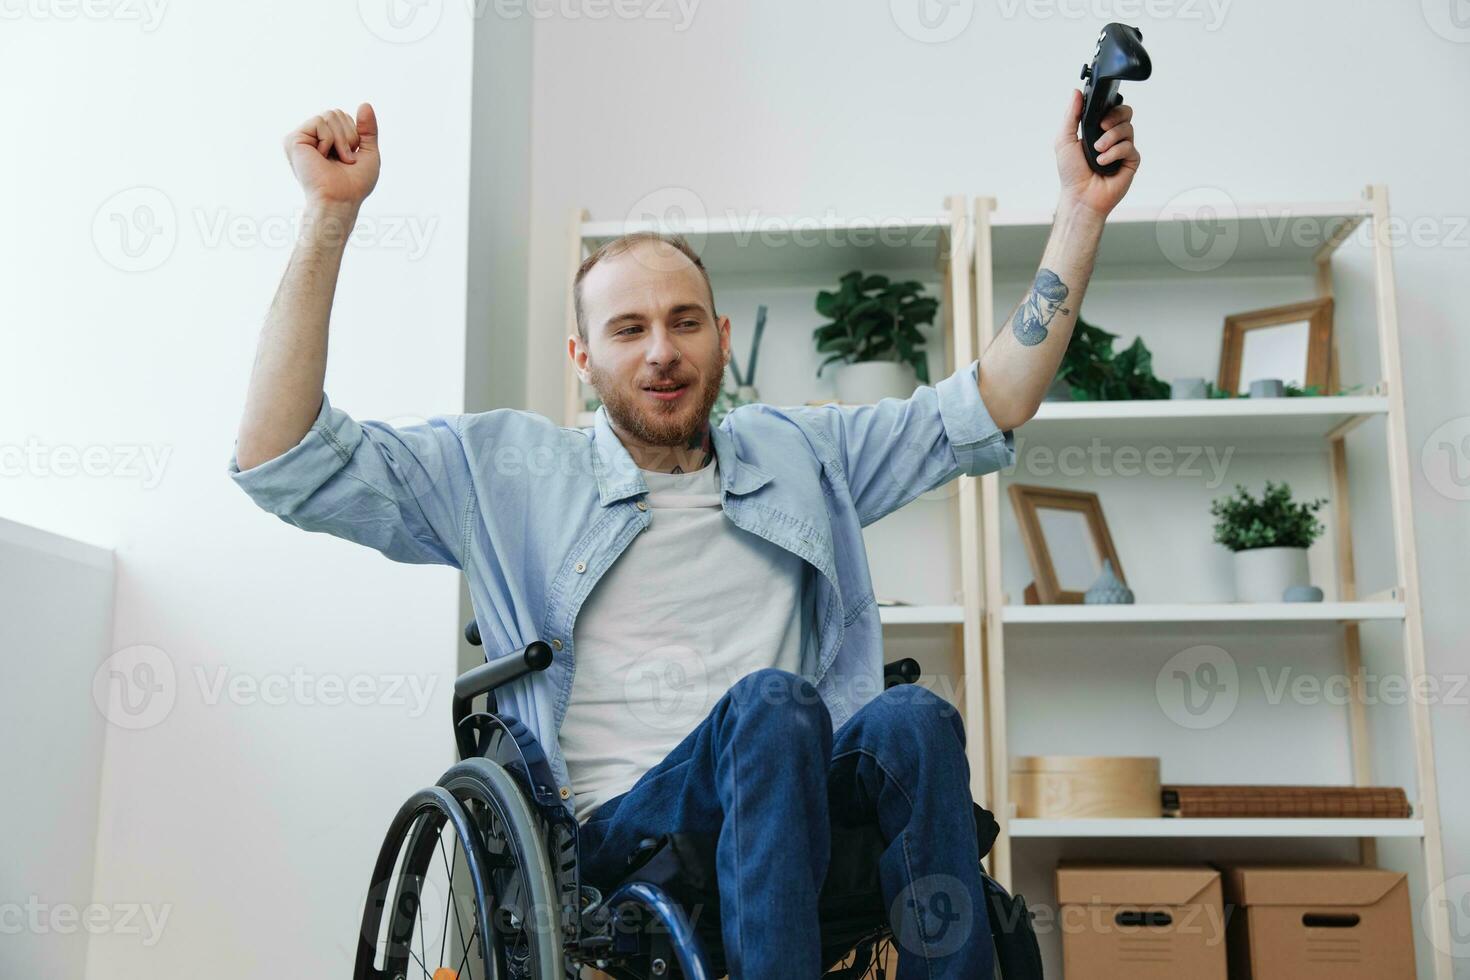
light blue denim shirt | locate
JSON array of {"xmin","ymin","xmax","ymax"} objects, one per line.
[{"xmin": 228, "ymin": 358, "xmax": 1014, "ymax": 818}]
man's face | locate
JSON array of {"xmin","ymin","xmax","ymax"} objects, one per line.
[{"xmin": 572, "ymin": 241, "xmax": 729, "ymax": 448}]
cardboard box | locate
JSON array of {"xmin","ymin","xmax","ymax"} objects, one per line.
[
  {"xmin": 1056, "ymin": 864, "xmax": 1228, "ymax": 980},
  {"xmin": 1222, "ymin": 864, "xmax": 1416, "ymax": 979}
]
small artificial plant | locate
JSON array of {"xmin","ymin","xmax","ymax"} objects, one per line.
[
  {"xmin": 812, "ymin": 271, "xmax": 934, "ymax": 383},
  {"xmin": 1055, "ymin": 317, "xmax": 1170, "ymax": 401},
  {"xmin": 1210, "ymin": 481, "xmax": 1327, "ymax": 552}
]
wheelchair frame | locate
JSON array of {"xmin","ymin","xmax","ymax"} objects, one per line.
[{"xmin": 352, "ymin": 622, "xmax": 1042, "ymax": 979}]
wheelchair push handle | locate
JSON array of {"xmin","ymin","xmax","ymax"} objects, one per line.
[{"xmin": 457, "ymin": 620, "xmax": 554, "ymax": 703}]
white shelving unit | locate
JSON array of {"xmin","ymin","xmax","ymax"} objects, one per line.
[
  {"xmin": 970, "ymin": 186, "xmax": 1452, "ymax": 980},
  {"xmin": 1010, "ymin": 818, "xmax": 1427, "ymax": 839},
  {"xmin": 561, "ymin": 188, "xmax": 1451, "ymax": 978}
]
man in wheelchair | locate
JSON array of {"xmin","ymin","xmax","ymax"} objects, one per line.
[{"xmin": 229, "ymin": 93, "xmax": 1140, "ymax": 978}]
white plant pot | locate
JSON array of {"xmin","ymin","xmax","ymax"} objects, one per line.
[
  {"xmin": 834, "ymin": 361, "xmax": 917, "ymax": 405},
  {"xmin": 1232, "ymin": 546, "xmax": 1310, "ymax": 603}
]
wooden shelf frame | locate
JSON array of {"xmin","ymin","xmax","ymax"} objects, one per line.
[{"xmin": 970, "ymin": 185, "xmax": 1453, "ymax": 980}]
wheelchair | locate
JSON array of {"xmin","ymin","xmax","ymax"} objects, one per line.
[{"xmin": 352, "ymin": 622, "xmax": 1044, "ymax": 979}]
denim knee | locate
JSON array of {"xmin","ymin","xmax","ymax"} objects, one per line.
[
  {"xmin": 863, "ymin": 684, "xmax": 966, "ymax": 755},
  {"xmin": 724, "ymin": 667, "xmax": 831, "ymax": 741}
]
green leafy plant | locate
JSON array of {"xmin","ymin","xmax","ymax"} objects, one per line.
[
  {"xmin": 1055, "ymin": 317, "xmax": 1170, "ymax": 401},
  {"xmin": 813, "ymin": 271, "xmax": 935, "ymax": 383},
  {"xmin": 1210, "ymin": 481, "xmax": 1327, "ymax": 552}
]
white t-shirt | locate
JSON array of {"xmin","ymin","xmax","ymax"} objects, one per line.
[{"xmin": 559, "ymin": 458, "xmax": 813, "ymax": 822}]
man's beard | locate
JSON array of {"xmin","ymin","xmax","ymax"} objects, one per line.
[{"xmin": 587, "ymin": 349, "xmax": 725, "ymax": 447}]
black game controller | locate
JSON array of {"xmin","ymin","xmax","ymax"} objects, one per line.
[{"xmin": 1079, "ymin": 23, "xmax": 1152, "ymax": 176}]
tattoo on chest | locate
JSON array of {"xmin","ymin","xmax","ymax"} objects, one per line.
[{"xmin": 1013, "ymin": 268, "xmax": 1071, "ymax": 347}]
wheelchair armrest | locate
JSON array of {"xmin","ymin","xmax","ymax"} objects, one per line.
[{"xmin": 882, "ymin": 657, "xmax": 920, "ymax": 688}]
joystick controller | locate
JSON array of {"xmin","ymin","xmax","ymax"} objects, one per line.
[{"xmin": 1080, "ymin": 23, "xmax": 1152, "ymax": 176}]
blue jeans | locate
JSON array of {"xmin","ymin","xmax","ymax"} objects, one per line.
[{"xmin": 576, "ymin": 668, "xmax": 994, "ymax": 979}]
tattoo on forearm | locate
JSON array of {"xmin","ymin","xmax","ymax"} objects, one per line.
[{"xmin": 1012, "ymin": 268, "xmax": 1072, "ymax": 347}]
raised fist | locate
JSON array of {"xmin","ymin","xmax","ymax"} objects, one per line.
[{"xmin": 283, "ymin": 103, "xmax": 380, "ymax": 208}]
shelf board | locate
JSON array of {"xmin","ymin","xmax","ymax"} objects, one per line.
[
  {"xmin": 990, "ymin": 199, "xmax": 1370, "ymax": 278},
  {"xmin": 879, "ymin": 604, "xmax": 963, "ymax": 625},
  {"xmin": 1010, "ymin": 818, "xmax": 1425, "ymax": 838},
  {"xmin": 1014, "ymin": 396, "xmax": 1388, "ymax": 450},
  {"xmin": 1002, "ymin": 602, "xmax": 1406, "ymax": 626},
  {"xmin": 580, "ymin": 213, "xmax": 951, "ymax": 280}
]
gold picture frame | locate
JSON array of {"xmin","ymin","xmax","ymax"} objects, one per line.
[
  {"xmin": 1008, "ymin": 485, "xmax": 1125, "ymax": 604},
  {"xmin": 1218, "ymin": 297, "xmax": 1335, "ymax": 395}
]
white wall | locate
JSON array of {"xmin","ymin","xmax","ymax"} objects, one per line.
[
  {"xmin": 0, "ymin": 3, "xmax": 530, "ymax": 977},
  {"xmin": 521, "ymin": 0, "xmax": 1469, "ymax": 975},
  {"xmin": 0, "ymin": 520, "xmax": 114, "ymax": 978}
]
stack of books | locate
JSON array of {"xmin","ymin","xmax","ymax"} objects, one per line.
[{"xmin": 1161, "ymin": 785, "xmax": 1412, "ymax": 819}]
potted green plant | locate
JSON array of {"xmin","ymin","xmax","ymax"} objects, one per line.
[
  {"xmin": 1210, "ymin": 481, "xmax": 1326, "ymax": 602},
  {"xmin": 813, "ymin": 271, "xmax": 934, "ymax": 404},
  {"xmin": 1053, "ymin": 317, "xmax": 1170, "ymax": 401}
]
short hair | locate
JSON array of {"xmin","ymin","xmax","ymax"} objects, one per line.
[{"xmin": 572, "ymin": 231, "xmax": 716, "ymax": 340}]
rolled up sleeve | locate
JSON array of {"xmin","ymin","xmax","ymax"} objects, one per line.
[
  {"xmin": 935, "ymin": 358, "xmax": 1016, "ymax": 478},
  {"xmin": 787, "ymin": 358, "xmax": 1014, "ymax": 526},
  {"xmin": 228, "ymin": 392, "xmax": 471, "ymax": 568}
]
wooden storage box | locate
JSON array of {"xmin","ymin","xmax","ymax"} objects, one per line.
[{"xmin": 1010, "ymin": 755, "xmax": 1160, "ymax": 819}]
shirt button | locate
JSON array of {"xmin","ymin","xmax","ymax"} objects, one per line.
[
  {"xmin": 559, "ymin": 786, "xmax": 571, "ymax": 800},
  {"xmin": 636, "ymin": 500, "xmax": 648, "ymax": 511},
  {"xmin": 551, "ymin": 638, "xmax": 563, "ymax": 651},
  {"xmin": 574, "ymin": 560, "xmax": 587, "ymax": 573}
]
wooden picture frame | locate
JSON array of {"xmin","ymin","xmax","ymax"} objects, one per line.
[
  {"xmin": 1218, "ymin": 297, "xmax": 1334, "ymax": 395},
  {"xmin": 1008, "ymin": 485, "xmax": 1125, "ymax": 604}
]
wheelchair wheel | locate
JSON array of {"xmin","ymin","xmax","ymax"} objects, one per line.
[
  {"xmin": 354, "ymin": 786, "xmax": 497, "ymax": 980},
  {"xmin": 437, "ymin": 757, "xmax": 567, "ymax": 979}
]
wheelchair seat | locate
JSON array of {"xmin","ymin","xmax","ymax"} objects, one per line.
[{"xmin": 352, "ymin": 625, "xmax": 1044, "ymax": 980}]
